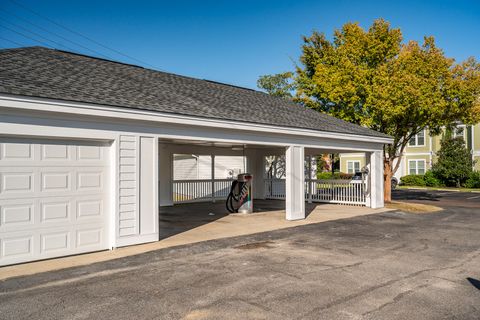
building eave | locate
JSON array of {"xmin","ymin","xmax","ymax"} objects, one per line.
[{"xmin": 0, "ymin": 94, "xmax": 394, "ymax": 145}]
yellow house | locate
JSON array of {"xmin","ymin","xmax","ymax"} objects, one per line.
[{"xmin": 340, "ymin": 123, "xmax": 480, "ymax": 178}]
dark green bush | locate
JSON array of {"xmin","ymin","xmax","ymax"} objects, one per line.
[
  {"xmin": 424, "ymin": 170, "xmax": 442, "ymax": 187},
  {"xmin": 317, "ymin": 172, "xmax": 354, "ymax": 180},
  {"xmin": 400, "ymin": 174, "xmax": 426, "ymax": 186},
  {"xmin": 465, "ymin": 171, "xmax": 480, "ymax": 188},
  {"xmin": 431, "ymin": 136, "xmax": 473, "ymax": 187}
]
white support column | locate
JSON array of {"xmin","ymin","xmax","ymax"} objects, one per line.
[
  {"xmin": 159, "ymin": 143, "xmax": 173, "ymax": 206},
  {"xmin": 246, "ymin": 148, "xmax": 265, "ymax": 200},
  {"xmin": 211, "ymin": 155, "xmax": 215, "ymax": 203},
  {"xmin": 285, "ymin": 145, "xmax": 305, "ymax": 220},
  {"xmin": 307, "ymin": 155, "xmax": 312, "ymax": 203},
  {"xmin": 367, "ymin": 151, "xmax": 384, "ymax": 208}
]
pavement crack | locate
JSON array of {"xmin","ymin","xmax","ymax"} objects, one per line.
[
  {"xmin": 297, "ymin": 249, "xmax": 480, "ymax": 319},
  {"xmin": 361, "ymin": 283, "xmax": 429, "ymax": 317}
]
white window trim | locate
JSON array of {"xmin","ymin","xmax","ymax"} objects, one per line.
[
  {"xmin": 408, "ymin": 129, "xmax": 426, "ymax": 147},
  {"xmin": 408, "ymin": 159, "xmax": 426, "ymax": 175},
  {"xmin": 347, "ymin": 160, "xmax": 361, "ymax": 174},
  {"xmin": 453, "ymin": 125, "xmax": 466, "ymax": 140}
]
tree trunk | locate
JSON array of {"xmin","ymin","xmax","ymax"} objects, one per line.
[{"xmin": 384, "ymin": 161, "xmax": 393, "ymax": 203}]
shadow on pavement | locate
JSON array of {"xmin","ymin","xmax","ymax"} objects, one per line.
[
  {"xmin": 159, "ymin": 199, "xmax": 316, "ymax": 240},
  {"xmin": 392, "ymin": 190, "xmax": 442, "ymax": 202},
  {"xmin": 467, "ymin": 277, "xmax": 480, "ymax": 291}
]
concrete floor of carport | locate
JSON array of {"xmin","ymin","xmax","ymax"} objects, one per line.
[{"xmin": 0, "ymin": 200, "xmax": 391, "ymax": 280}]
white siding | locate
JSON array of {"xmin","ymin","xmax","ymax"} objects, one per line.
[
  {"xmin": 118, "ymin": 135, "xmax": 137, "ymax": 237},
  {"xmin": 173, "ymin": 155, "xmax": 198, "ymax": 180},
  {"xmin": 173, "ymin": 155, "xmax": 244, "ymax": 180},
  {"xmin": 214, "ymin": 156, "xmax": 245, "ymax": 178}
]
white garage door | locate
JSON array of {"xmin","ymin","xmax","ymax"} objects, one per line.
[{"xmin": 0, "ymin": 138, "xmax": 111, "ymax": 266}]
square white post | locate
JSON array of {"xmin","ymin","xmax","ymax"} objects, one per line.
[
  {"xmin": 246, "ymin": 149, "xmax": 265, "ymax": 200},
  {"xmin": 286, "ymin": 145, "xmax": 305, "ymax": 220},
  {"xmin": 368, "ymin": 151, "xmax": 384, "ymax": 208},
  {"xmin": 211, "ymin": 155, "xmax": 215, "ymax": 203},
  {"xmin": 159, "ymin": 144, "xmax": 173, "ymax": 206},
  {"xmin": 307, "ymin": 155, "xmax": 312, "ymax": 203}
]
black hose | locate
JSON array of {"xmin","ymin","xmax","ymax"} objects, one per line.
[{"xmin": 226, "ymin": 180, "xmax": 239, "ymax": 213}]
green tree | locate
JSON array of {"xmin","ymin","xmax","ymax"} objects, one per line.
[
  {"xmin": 257, "ymin": 72, "xmax": 295, "ymax": 98},
  {"xmin": 432, "ymin": 135, "xmax": 474, "ymax": 187},
  {"xmin": 260, "ymin": 19, "xmax": 480, "ymax": 201}
]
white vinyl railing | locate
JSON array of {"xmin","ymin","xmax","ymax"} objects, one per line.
[
  {"xmin": 173, "ymin": 178, "xmax": 366, "ymax": 206},
  {"xmin": 264, "ymin": 178, "xmax": 286, "ymax": 199},
  {"xmin": 265, "ymin": 178, "xmax": 366, "ymax": 206},
  {"xmin": 307, "ymin": 179, "xmax": 366, "ymax": 205},
  {"xmin": 173, "ymin": 179, "xmax": 232, "ymax": 203}
]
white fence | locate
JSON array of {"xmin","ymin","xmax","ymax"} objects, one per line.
[
  {"xmin": 265, "ymin": 178, "xmax": 366, "ymax": 206},
  {"xmin": 173, "ymin": 178, "xmax": 366, "ymax": 206},
  {"xmin": 263, "ymin": 178, "xmax": 286, "ymax": 199},
  {"xmin": 173, "ymin": 179, "xmax": 232, "ymax": 203}
]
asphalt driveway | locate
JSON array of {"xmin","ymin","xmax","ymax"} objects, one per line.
[
  {"xmin": 1, "ymin": 191, "xmax": 479, "ymax": 319},
  {"xmin": 393, "ymin": 188, "xmax": 480, "ymax": 208}
]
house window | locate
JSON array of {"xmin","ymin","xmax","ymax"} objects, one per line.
[
  {"xmin": 408, "ymin": 130, "xmax": 425, "ymax": 147},
  {"xmin": 408, "ymin": 160, "xmax": 426, "ymax": 175},
  {"xmin": 347, "ymin": 160, "xmax": 361, "ymax": 174},
  {"xmin": 453, "ymin": 126, "xmax": 465, "ymax": 140}
]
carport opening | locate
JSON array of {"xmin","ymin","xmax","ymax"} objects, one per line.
[
  {"xmin": 158, "ymin": 139, "xmax": 291, "ymax": 240},
  {"xmin": 158, "ymin": 139, "xmax": 369, "ymax": 240}
]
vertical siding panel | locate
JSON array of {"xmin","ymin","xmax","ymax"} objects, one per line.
[{"xmin": 118, "ymin": 135, "xmax": 137, "ymax": 238}]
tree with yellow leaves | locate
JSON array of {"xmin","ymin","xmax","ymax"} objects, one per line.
[{"xmin": 259, "ymin": 19, "xmax": 480, "ymax": 202}]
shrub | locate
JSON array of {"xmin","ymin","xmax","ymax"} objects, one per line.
[
  {"xmin": 339, "ymin": 172, "xmax": 354, "ymax": 179},
  {"xmin": 431, "ymin": 136, "xmax": 473, "ymax": 187},
  {"xmin": 400, "ymin": 174, "xmax": 426, "ymax": 186},
  {"xmin": 317, "ymin": 172, "xmax": 335, "ymax": 179},
  {"xmin": 424, "ymin": 170, "xmax": 442, "ymax": 187},
  {"xmin": 317, "ymin": 172, "xmax": 354, "ymax": 180},
  {"xmin": 465, "ymin": 171, "xmax": 480, "ymax": 188}
]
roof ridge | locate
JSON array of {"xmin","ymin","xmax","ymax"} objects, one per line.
[
  {"xmin": 0, "ymin": 46, "xmax": 391, "ymax": 139},
  {"xmin": 50, "ymin": 46, "xmax": 264, "ymax": 93}
]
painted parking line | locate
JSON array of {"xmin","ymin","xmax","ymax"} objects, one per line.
[{"xmin": 466, "ymin": 195, "xmax": 480, "ymax": 200}]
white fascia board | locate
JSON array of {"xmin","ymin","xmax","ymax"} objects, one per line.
[{"xmin": 0, "ymin": 94, "xmax": 393, "ymax": 145}]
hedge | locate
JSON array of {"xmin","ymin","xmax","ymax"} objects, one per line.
[
  {"xmin": 316, "ymin": 172, "xmax": 354, "ymax": 180},
  {"xmin": 400, "ymin": 174, "xmax": 426, "ymax": 186},
  {"xmin": 466, "ymin": 171, "xmax": 480, "ymax": 188}
]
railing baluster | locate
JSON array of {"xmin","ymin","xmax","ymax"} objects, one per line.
[{"xmin": 173, "ymin": 178, "xmax": 366, "ymax": 206}]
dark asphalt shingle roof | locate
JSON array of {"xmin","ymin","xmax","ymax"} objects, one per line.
[{"xmin": 0, "ymin": 47, "xmax": 390, "ymax": 139}]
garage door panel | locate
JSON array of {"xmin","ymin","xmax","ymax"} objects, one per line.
[
  {"xmin": 40, "ymin": 198, "xmax": 71, "ymax": 224},
  {"xmin": 1, "ymin": 167, "xmax": 107, "ymax": 200},
  {"xmin": 1, "ymin": 234, "xmax": 34, "ymax": 261},
  {"xmin": 0, "ymin": 138, "xmax": 110, "ymax": 266},
  {"xmin": 41, "ymin": 231, "xmax": 71, "ymax": 254},
  {"xmin": 0, "ymin": 142, "xmax": 34, "ymax": 161},
  {"xmin": 1, "ymin": 201, "xmax": 35, "ymax": 227},
  {"xmin": 0, "ymin": 140, "xmax": 108, "ymax": 165},
  {"xmin": 77, "ymin": 198, "xmax": 104, "ymax": 220},
  {"xmin": 76, "ymin": 226, "xmax": 104, "ymax": 249},
  {"xmin": 77, "ymin": 145, "xmax": 104, "ymax": 160},
  {"xmin": 0, "ymin": 170, "xmax": 34, "ymax": 195},
  {"xmin": 41, "ymin": 171, "xmax": 71, "ymax": 192},
  {"xmin": 77, "ymin": 170, "xmax": 104, "ymax": 191},
  {"xmin": 41, "ymin": 144, "xmax": 70, "ymax": 161}
]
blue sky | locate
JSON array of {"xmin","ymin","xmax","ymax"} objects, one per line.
[{"xmin": 1, "ymin": 0, "xmax": 479, "ymax": 89}]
